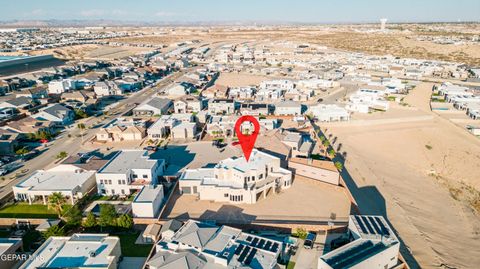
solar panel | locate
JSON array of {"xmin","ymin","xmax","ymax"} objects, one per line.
[
  {"xmin": 373, "ymin": 216, "xmax": 390, "ymax": 236},
  {"xmin": 234, "ymin": 244, "xmax": 244, "ymax": 255},
  {"xmin": 367, "ymin": 216, "xmax": 382, "ymax": 234},
  {"xmin": 325, "ymin": 240, "xmax": 374, "ymax": 267},
  {"xmin": 360, "ymin": 216, "xmax": 375, "ymax": 234},
  {"xmin": 257, "ymin": 239, "xmax": 266, "ymax": 249},
  {"xmin": 354, "ymin": 215, "xmax": 369, "ymax": 234},
  {"xmin": 238, "ymin": 246, "xmax": 251, "ymax": 263},
  {"xmin": 264, "ymin": 241, "xmax": 272, "ymax": 250},
  {"xmin": 244, "ymin": 248, "xmax": 257, "ymax": 265},
  {"xmin": 246, "ymin": 236, "xmax": 253, "ymax": 242},
  {"xmin": 250, "ymin": 237, "xmax": 259, "ymax": 247},
  {"xmin": 271, "ymin": 242, "xmax": 279, "ymax": 252}
]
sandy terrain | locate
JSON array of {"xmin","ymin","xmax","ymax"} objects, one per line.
[
  {"xmin": 215, "ymin": 72, "xmax": 272, "ymax": 87},
  {"xmin": 323, "ymin": 83, "xmax": 480, "ymax": 268}
]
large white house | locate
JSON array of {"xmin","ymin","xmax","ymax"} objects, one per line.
[
  {"xmin": 96, "ymin": 150, "xmax": 165, "ymax": 196},
  {"xmin": 179, "ymin": 149, "xmax": 292, "ymax": 204},
  {"xmin": 318, "ymin": 215, "xmax": 400, "ymax": 269},
  {"xmin": 146, "ymin": 220, "xmax": 284, "ymax": 269}
]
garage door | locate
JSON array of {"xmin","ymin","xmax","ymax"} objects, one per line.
[{"xmin": 181, "ymin": 187, "xmax": 192, "ymax": 194}]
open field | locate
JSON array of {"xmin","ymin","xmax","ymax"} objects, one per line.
[
  {"xmin": 161, "ymin": 177, "xmax": 352, "ymax": 226},
  {"xmin": 109, "ymin": 25, "xmax": 480, "ymax": 65},
  {"xmin": 323, "ymin": 83, "xmax": 480, "ymax": 268}
]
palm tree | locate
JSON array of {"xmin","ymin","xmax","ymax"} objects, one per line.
[
  {"xmin": 77, "ymin": 123, "xmax": 86, "ymax": 143},
  {"xmin": 323, "ymin": 140, "xmax": 330, "ymax": 156},
  {"xmin": 48, "ymin": 192, "xmax": 66, "ymax": 216}
]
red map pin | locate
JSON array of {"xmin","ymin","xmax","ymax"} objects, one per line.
[{"xmin": 234, "ymin": 115, "xmax": 260, "ymax": 162}]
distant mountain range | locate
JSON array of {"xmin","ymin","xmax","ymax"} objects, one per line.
[{"xmin": 0, "ymin": 19, "xmax": 478, "ymax": 28}]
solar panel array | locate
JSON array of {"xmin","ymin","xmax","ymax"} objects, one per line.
[
  {"xmin": 325, "ymin": 240, "xmax": 374, "ymax": 268},
  {"xmin": 247, "ymin": 236, "xmax": 280, "ymax": 253},
  {"xmin": 237, "ymin": 245, "xmax": 251, "ymax": 263},
  {"xmin": 354, "ymin": 215, "xmax": 390, "ymax": 236}
]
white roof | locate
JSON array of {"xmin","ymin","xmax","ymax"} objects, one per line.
[
  {"xmin": 99, "ymin": 150, "xmax": 159, "ymax": 174},
  {"xmin": 15, "ymin": 165, "xmax": 94, "ymax": 192},
  {"xmin": 19, "ymin": 234, "xmax": 119, "ymax": 269}
]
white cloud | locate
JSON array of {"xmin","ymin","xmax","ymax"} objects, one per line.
[{"xmin": 80, "ymin": 9, "xmax": 106, "ymax": 17}]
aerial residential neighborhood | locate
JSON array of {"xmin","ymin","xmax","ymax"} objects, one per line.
[{"xmin": 0, "ymin": 1, "xmax": 479, "ymax": 269}]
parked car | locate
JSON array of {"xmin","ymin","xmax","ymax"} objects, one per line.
[
  {"xmin": 304, "ymin": 232, "xmax": 317, "ymax": 249},
  {"xmin": 143, "ymin": 146, "xmax": 158, "ymax": 151},
  {"xmin": 0, "ymin": 167, "xmax": 9, "ymax": 176}
]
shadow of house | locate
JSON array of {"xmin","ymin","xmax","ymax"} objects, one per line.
[
  {"xmin": 199, "ymin": 205, "xmax": 257, "ymax": 226},
  {"xmin": 150, "ymin": 145, "xmax": 196, "ymax": 176}
]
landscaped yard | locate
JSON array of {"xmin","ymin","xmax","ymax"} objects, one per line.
[
  {"xmin": 0, "ymin": 203, "xmax": 58, "ymax": 218},
  {"xmin": 115, "ymin": 232, "xmax": 153, "ymax": 257}
]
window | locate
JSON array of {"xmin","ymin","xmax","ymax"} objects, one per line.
[
  {"xmin": 224, "ymin": 193, "xmax": 229, "ymax": 197},
  {"xmin": 133, "ymin": 174, "xmax": 138, "ymax": 179},
  {"xmin": 111, "ymin": 189, "xmax": 115, "ymax": 194},
  {"xmin": 109, "ymin": 180, "xmax": 112, "ymax": 184},
  {"xmin": 143, "ymin": 175, "xmax": 148, "ymax": 178},
  {"xmin": 252, "ymin": 176, "xmax": 255, "ymax": 181},
  {"xmin": 259, "ymin": 174, "xmax": 263, "ymax": 179},
  {"xmin": 118, "ymin": 180, "xmax": 122, "ymax": 185},
  {"xmin": 122, "ymin": 180, "xmax": 126, "ymax": 185},
  {"xmin": 100, "ymin": 180, "xmax": 104, "ymax": 184},
  {"xmin": 121, "ymin": 189, "xmax": 125, "ymax": 195}
]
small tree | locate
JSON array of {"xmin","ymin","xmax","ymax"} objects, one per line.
[
  {"xmin": 56, "ymin": 151, "xmax": 68, "ymax": 160},
  {"xmin": 74, "ymin": 109, "xmax": 88, "ymax": 119},
  {"xmin": 319, "ymin": 135, "xmax": 326, "ymax": 142},
  {"xmin": 328, "ymin": 149, "xmax": 336, "ymax": 157},
  {"xmin": 83, "ymin": 212, "xmax": 97, "ymax": 228},
  {"xmin": 48, "ymin": 192, "xmax": 66, "ymax": 215},
  {"xmin": 42, "ymin": 225, "xmax": 65, "ymax": 239},
  {"xmin": 98, "ymin": 204, "xmax": 117, "ymax": 230},
  {"xmin": 293, "ymin": 227, "xmax": 308, "ymax": 239},
  {"xmin": 15, "ymin": 147, "xmax": 29, "ymax": 156},
  {"xmin": 116, "ymin": 214, "xmax": 133, "ymax": 229},
  {"xmin": 334, "ymin": 161, "xmax": 343, "ymax": 172},
  {"xmin": 64, "ymin": 206, "xmax": 82, "ymax": 227}
]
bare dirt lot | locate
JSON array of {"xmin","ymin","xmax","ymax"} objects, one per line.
[{"xmin": 324, "ymin": 83, "xmax": 480, "ymax": 269}]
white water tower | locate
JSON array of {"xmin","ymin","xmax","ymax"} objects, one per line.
[{"xmin": 380, "ymin": 18, "xmax": 387, "ymax": 31}]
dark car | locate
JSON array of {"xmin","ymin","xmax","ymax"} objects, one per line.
[
  {"xmin": 143, "ymin": 146, "xmax": 158, "ymax": 151},
  {"xmin": 304, "ymin": 232, "xmax": 317, "ymax": 249},
  {"xmin": 22, "ymin": 150, "xmax": 40, "ymax": 161}
]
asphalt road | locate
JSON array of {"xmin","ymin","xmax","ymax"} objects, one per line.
[{"xmin": 0, "ymin": 70, "xmax": 185, "ymax": 202}]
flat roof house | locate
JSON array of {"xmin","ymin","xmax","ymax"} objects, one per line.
[
  {"xmin": 13, "ymin": 164, "xmax": 96, "ymax": 205},
  {"xmin": 318, "ymin": 215, "xmax": 400, "ymax": 269},
  {"xmin": 275, "ymin": 101, "xmax": 302, "ymax": 116},
  {"xmin": 131, "ymin": 184, "xmax": 164, "ymax": 218},
  {"xmin": 179, "ymin": 149, "xmax": 292, "ymax": 204},
  {"xmin": 19, "ymin": 234, "xmax": 121, "ymax": 269},
  {"xmin": 146, "ymin": 219, "xmax": 283, "ymax": 269},
  {"xmin": 96, "ymin": 150, "xmax": 165, "ymax": 196}
]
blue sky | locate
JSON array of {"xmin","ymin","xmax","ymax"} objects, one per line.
[{"xmin": 2, "ymin": 0, "xmax": 479, "ymax": 23}]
